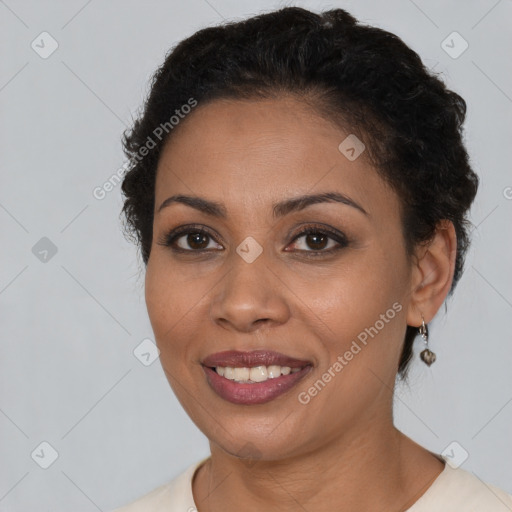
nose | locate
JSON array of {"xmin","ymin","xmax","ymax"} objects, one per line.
[{"xmin": 209, "ymin": 252, "xmax": 290, "ymax": 333}]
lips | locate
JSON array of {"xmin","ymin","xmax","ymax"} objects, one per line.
[
  {"xmin": 201, "ymin": 350, "xmax": 313, "ymax": 405},
  {"xmin": 202, "ymin": 350, "xmax": 311, "ymax": 369}
]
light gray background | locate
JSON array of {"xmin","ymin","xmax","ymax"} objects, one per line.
[{"xmin": 1, "ymin": 0, "xmax": 511, "ymax": 510}]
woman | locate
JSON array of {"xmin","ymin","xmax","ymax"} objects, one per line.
[{"xmin": 113, "ymin": 6, "xmax": 511, "ymax": 511}]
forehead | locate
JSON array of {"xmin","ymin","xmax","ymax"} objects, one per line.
[
  {"xmin": 154, "ymin": 97, "xmax": 398, "ymax": 221},
  {"xmin": 159, "ymin": 96, "xmax": 351, "ymax": 167}
]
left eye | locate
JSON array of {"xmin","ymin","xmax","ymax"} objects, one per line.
[{"xmin": 288, "ymin": 228, "xmax": 347, "ymax": 253}]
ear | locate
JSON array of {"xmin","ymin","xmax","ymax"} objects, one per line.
[{"xmin": 406, "ymin": 220, "xmax": 457, "ymax": 327}]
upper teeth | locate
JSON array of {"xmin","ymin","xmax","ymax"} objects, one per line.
[{"xmin": 216, "ymin": 365, "xmax": 301, "ymax": 383}]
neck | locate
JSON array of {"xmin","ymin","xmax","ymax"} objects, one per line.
[{"xmin": 192, "ymin": 418, "xmax": 445, "ymax": 512}]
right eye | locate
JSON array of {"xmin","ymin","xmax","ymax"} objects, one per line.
[{"xmin": 157, "ymin": 225, "xmax": 224, "ymax": 253}]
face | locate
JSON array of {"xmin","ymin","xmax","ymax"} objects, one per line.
[{"xmin": 145, "ymin": 96, "xmax": 413, "ymax": 461}]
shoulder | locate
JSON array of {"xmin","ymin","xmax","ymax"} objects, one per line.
[
  {"xmin": 110, "ymin": 458, "xmax": 207, "ymax": 512},
  {"xmin": 409, "ymin": 461, "xmax": 512, "ymax": 511}
]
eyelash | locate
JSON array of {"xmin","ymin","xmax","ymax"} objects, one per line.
[{"xmin": 157, "ymin": 223, "xmax": 349, "ymax": 257}]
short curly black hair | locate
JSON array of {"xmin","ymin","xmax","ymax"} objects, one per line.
[{"xmin": 120, "ymin": 6, "xmax": 479, "ymax": 378}]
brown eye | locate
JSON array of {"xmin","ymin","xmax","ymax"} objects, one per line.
[
  {"xmin": 183, "ymin": 232, "xmax": 210, "ymax": 250},
  {"xmin": 158, "ymin": 223, "xmax": 348, "ymax": 256},
  {"xmin": 288, "ymin": 226, "xmax": 348, "ymax": 254},
  {"xmin": 157, "ymin": 225, "xmax": 223, "ymax": 252},
  {"xmin": 303, "ymin": 232, "xmax": 330, "ymax": 251}
]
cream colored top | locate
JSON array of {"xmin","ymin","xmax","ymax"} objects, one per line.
[{"xmin": 112, "ymin": 455, "xmax": 512, "ymax": 511}]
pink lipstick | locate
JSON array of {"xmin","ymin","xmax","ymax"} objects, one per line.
[{"xmin": 202, "ymin": 350, "xmax": 312, "ymax": 405}]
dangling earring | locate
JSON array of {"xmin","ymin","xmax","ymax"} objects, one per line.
[{"xmin": 419, "ymin": 316, "xmax": 436, "ymax": 366}]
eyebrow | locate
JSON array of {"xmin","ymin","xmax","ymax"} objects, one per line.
[{"xmin": 157, "ymin": 191, "xmax": 368, "ymax": 218}]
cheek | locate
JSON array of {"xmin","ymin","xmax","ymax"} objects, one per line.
[
  {"xmin": 144, "ymin": 259, "xmax": 210, "ymax": 418},
  {"xmin": 303, "ymin": 241, "xmax": 409, "ymax": 369},
  {"xmin": 145, "ymin": 260, "xmax": 170, "ymax": 335},
  {"xmin": 144, "ymin": 256, "xmax": 216, "ymax": 364},
  {"xmin": 295, "ymin": 266, "xmax": 408, "ymax": 425},
  {"xmin": 145, "ymin": 259, "xmax": 188, "ymax": 350}
]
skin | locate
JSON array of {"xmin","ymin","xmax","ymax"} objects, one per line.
[{"xmin": 144, "ymin": 95, "xmax": 457, "ymax": 511}]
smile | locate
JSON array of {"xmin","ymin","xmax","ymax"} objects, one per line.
[
  {"xmin": 201, "ymin": 350, "xmax": 313, "ymax": 405},
  {"xmin": 216, "ymin": 364, "xmax": 302, "ymax": 383}
]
